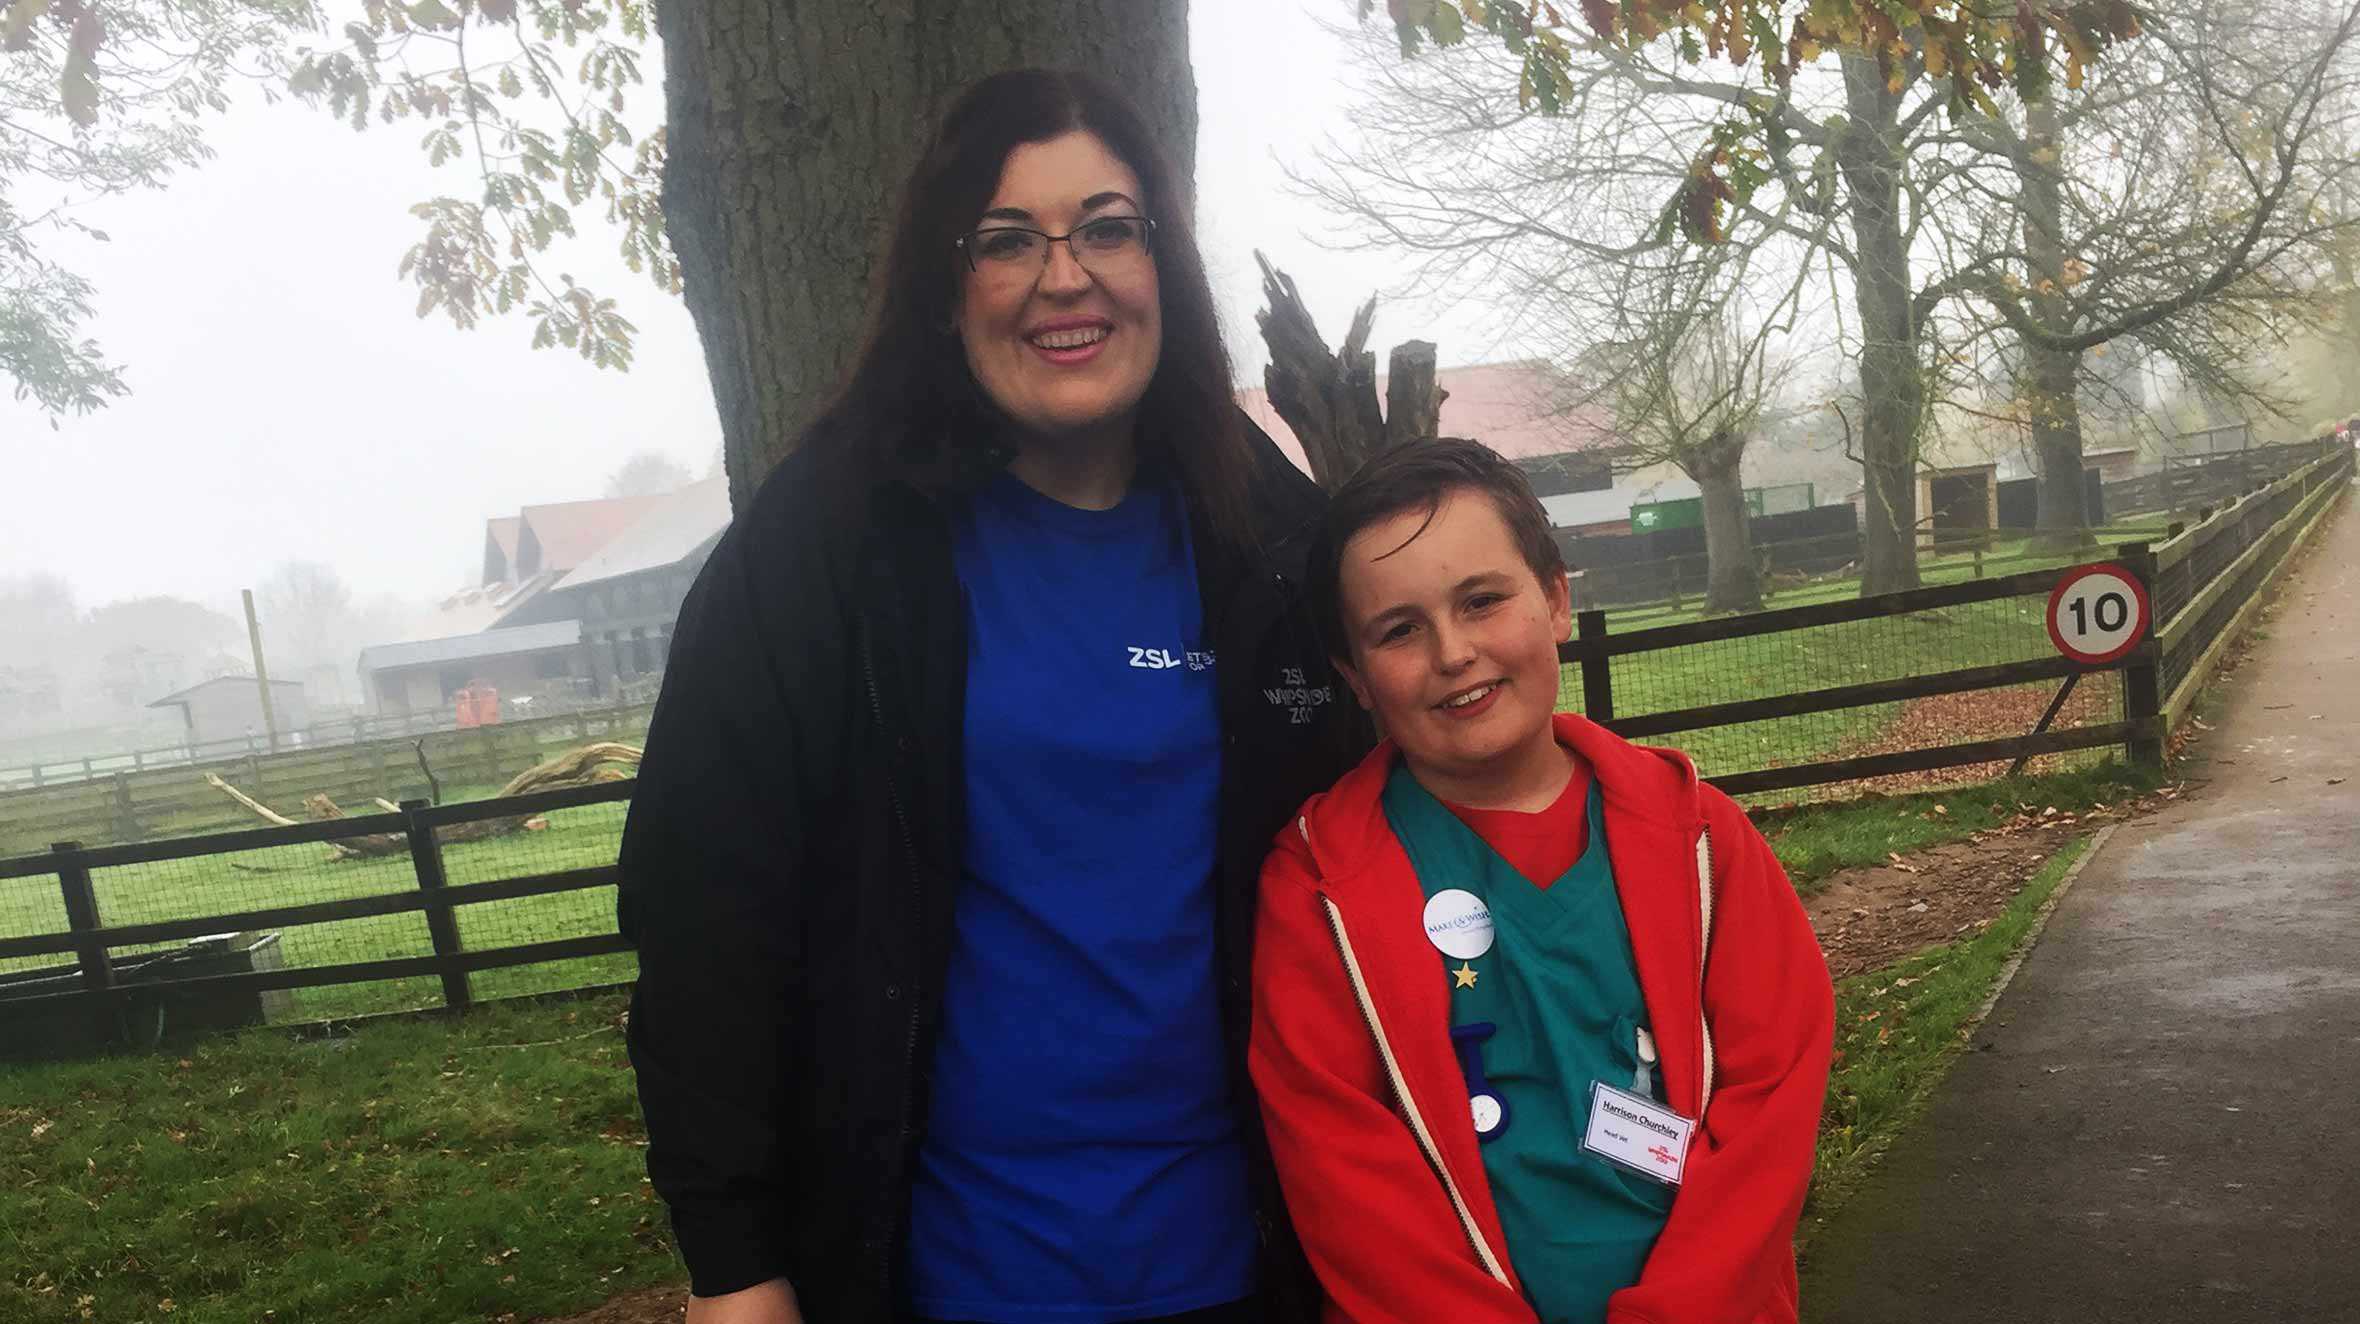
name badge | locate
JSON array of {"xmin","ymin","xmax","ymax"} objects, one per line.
[{"xmin": 1581, "ymin": 1081, "xmax": 1693, "ymax": 1186}]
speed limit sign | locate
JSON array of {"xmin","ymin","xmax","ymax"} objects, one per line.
[{"xmin": 2046, "ymin": 563, "xmax": 2152, "ymax": 665}]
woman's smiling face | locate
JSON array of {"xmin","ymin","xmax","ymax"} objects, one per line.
[{"xmin": 955, "ymin": 131, "xmax": 1163, "ymax": 446}]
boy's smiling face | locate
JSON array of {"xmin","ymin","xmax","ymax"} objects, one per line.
[{"xmin": 1334, "ymin": 487, "xmax": 1573, "ymax": 804}]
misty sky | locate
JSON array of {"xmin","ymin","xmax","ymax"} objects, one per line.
[{"xmin": 0, "ymin": 0, "xmax": 1509, "ymax": 614}]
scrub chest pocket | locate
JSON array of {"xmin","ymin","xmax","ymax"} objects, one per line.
[{"xmin": 1383, "ymin": 766, "xmax": 1678, "ymax": 1323}]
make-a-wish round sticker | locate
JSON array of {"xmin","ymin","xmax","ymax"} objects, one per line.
[{"xmin": 1423, "ymin": 889, "xmax": 1495, "ymax": 960}]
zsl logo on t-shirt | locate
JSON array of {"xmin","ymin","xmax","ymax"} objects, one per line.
[{"xmin": 1127, "ymin": 646, "xmax": 1214, "ymax": 672}]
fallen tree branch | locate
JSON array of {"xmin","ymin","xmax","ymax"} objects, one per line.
[
  {"xmin": 204, "ymin": 774, "xmax": 300, "ymax": 828},
  {"xmin": 201, "ymin": 742, "xmax": 644, "ymax": 862}
]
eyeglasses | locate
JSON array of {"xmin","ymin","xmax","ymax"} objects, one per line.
[{"xmin": 955, "ymin": 215, "xmax": 1157, "ymax": 276}]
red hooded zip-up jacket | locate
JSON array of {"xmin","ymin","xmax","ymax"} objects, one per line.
[{"xmin": 1250, "ymin": 713, "xmax": 1834, "ymax": 1324}]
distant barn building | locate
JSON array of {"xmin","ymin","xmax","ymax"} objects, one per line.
[
  {"xmin": 148, "ymin": 676, "xmax": 308, "ymax": 749},
  {"xmin": 355, "ymin": 478, "xmax": 731, "ymax": 717},
  {"xmin": 543, "ymin": 476, "xmax": 731, "ymax": 696},
  {"xmin": 357, "ymin": 622, "xmax": 585, "ymax": 717}
]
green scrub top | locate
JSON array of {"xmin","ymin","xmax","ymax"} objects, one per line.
[{"xmin": 1381, "ymin": 763, "xmax": 1674, "ymax": 1324}]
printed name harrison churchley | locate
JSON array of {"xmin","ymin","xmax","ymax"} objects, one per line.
[{"xmin": 1601, "ymin": 1097, "xmax": 1681, "ymax": 1141}]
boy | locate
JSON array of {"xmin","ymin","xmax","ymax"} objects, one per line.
[{"xmin": 1250, "ymin": 439, "xmax": 1833, "ymax": 1324}]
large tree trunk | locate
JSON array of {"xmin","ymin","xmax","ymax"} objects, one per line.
[
  {"xmin": 1838, "ymin": 55, "xmax": 1924, "ymax": 597},
  {"xmin": 655, "ymin": 3, "xmax": 1198, "ymax": 507},
  {"xmin": 1690, "ymin": 435, "xmax": 1763, "ymax": 614},
  {"xmin": 2019, "ymin": 95, "xmax": 2095, "ymax": 551},
  {"xmin": 2026, "ymin": 342, "xmax": 2091, "ymax": 543}
]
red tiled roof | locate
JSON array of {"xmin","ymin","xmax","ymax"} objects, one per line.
[
  {"xmin": 550, "ymin": 477, "xmax": 731, "ymax": 593},
  {"xmin": 517, "ymin": 495, "xmax": 670, "ymax": 576},
  {"xmin": 1237, "ymin": 359, "xmax": 1621, "ymax": 473}
]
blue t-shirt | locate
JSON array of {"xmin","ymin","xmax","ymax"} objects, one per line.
[{"xmin": 905, "ymin": 470, "xmax": 1254, "ymax": 1321}]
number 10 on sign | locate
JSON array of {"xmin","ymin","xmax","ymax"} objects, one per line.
[{"xmin": 2046, "ymin": 564, "xmax": 2152, "ymax": 666}]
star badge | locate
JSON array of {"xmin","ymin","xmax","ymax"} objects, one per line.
[{"xmin": 1453, "ymin": 962, "xmax": 1479, "ymax": 989}]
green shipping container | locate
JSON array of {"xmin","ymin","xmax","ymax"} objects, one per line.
[
  {"xmin": 1629, "ymin": 497, "xmax": 1704, "ymax": 531},
  {"xmin": 1631, "ymin": 483, "xmax": 1817, "ymax": 530}
]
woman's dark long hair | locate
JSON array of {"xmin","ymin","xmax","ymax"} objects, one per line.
[{"xmin": 807, "ymin": 69, "xmax": 1259, "ymax": 555}]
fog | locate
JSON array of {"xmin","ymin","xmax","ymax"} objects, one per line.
[
  {"xmin": 0, "ymin": 1, "xmax": 1513, "ymax": 746},
  {"xmin": 0, "ymin": 2, "xmax": 1510, "ymax": 602}
]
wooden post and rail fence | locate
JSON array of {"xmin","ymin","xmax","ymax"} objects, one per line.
[
  {"xmin": 0, "ymin": 694, "xmax": 659, "ymax": 794},
  {"xmin": 1558, "ymin": 443, "xmax": 2349, "ymax": 795},
  {"xmin": 0, "ymin": 781, "xmax": 634, "ymax": 1054},
  {"xmin": 0, "ymin": 700, "xmax": 656, "ymax": 856},
  {"xmin": 0, "ymin": 442, "xmax": 2346, "ymax": 1052}
]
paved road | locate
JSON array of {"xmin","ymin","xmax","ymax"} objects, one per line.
[{"xmin": 1801, "ymin": 490, "xmax": 2360, "ymax": 1323}]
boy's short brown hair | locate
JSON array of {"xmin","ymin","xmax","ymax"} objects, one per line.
[{"xmin": 1306, "ymin": 437, "xmax": 1568, "ymax": 656}]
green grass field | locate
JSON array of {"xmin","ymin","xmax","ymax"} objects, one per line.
[{"xmin": 0, "ymin": 992, "xmax": 673, "ymax": 1324}]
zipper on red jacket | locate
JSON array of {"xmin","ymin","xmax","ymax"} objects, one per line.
[
  {"xmin": 1695, "ymin": 826, "xmax": 1718, "ymax": 1120},
  {"xmin": 1309, "ymin": 837, "xmax": 1513, "ymax": 1289}
]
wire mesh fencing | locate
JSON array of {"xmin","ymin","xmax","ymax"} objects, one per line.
[
  {"xmin": 0, "ymin": 869, "xmax": 71, "ymax": 983},
  {"xmin": 1560, "ymin": 580, "xmax": 2134, "ymax": 806},
  {"xmin": 0, "ymin": 784, "xmax": 635, "ymax": 1044},
  {"xmin": 441, "ymin": 793, "xmax": 636, "ymax": 1005},
  {"xmin": 90, "ymin": 829, "xmax": 446, "ymax": 1026}
]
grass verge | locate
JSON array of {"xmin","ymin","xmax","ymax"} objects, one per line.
[
  {"xmin": 1754, "ymin": 759, "xmax": 2155, "ymax": 891},
  {"xmin": 1800, "ymin": 831, "xmax": 2094, "ymax": 1239},
  {"xmin": 0, "ymin": 993, "xmax": 672, "ymax": 1324}
]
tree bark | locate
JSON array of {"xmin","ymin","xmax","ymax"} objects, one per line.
[
  {"xmin": 655, "ymin": 2, "xmax": 1198, "ymax": 507},
  {"xmin": 2026, "ymin": 342, "xmax": 2092, "ymax": 544},
  {"xmin": 1254, "ymin": 255, "xmax": 1445, "ymax": 492},
  {"xmin": 1837, "ymin": 55, "xmax": 1924, "ymax": 597},
  {"xmin": 2019, "ymin": 94, "xmax": 2096, "ymax": 551},
  {"xmin": 1384, "ymin": 340, "xmax": 1443, "ymax": 446},
  {"xmin": 1689, "ymin": 435, "xmax": 1763, "ymax": 614}
]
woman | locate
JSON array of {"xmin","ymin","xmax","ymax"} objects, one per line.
[{"xmin": 618, "ymin": 70, "xmax": 1361, "ymax": 1324}]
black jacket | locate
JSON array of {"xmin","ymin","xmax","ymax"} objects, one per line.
[{"xmin": 617, "ymin": 423, "xmax": 1363, "ymax": 1320}]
